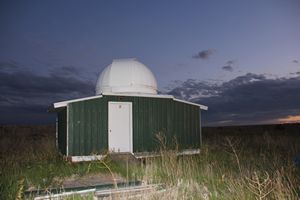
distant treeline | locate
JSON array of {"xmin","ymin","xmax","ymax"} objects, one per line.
[
  {"xmin": 0, "ymin": 125, "xmax": 55, "ymax": 139},
  {"xmin": 203, "ymin": 123, "xmax": 300, "ymax": 140},
  {"xmin": 1, "ymin": 123, "xmax": 299, "ymax": 139}
]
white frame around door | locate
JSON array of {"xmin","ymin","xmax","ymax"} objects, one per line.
[{"xmin": 108, "ymin": 101, "xmax": 133, "ymax": 153}]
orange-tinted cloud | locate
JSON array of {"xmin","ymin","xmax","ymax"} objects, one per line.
[{"xmin": 277, "ymin": 115, "xmax": 300, "ymax": 123}]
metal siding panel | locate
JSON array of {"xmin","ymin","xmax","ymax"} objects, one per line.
[
  {"xmin": 73, "ymin": 103, "xmax": 79, "ymax": 155},
  {"xmin": 187, "ymin": 104, "xmax": 192, "ymax": 148},
  {"xmin": 98, "ymin": 99, "xmax": 103, "ymax": 152},
  {"xmin": 167, "ymin": 99, "xmax": 173, "ymax": 147},
  {"xmin": 90, "ymin": 101, "xmax": 96, "ymax": 153},
  {"xmin": 89, "ymin": 101, "xmax": 93, "ymax": 153},
  {"xmin": 66, "ymin": 95, "xmax": 201, "ymax": 155},
  {"xmin": 98, "ymin": 97, "xmax": 105, "ymax": 152},
  {"xmin": 76, "ymin": 102, "xmax": 81, "ymax": 155},
  {"xmin": 195, "ymin": 108, "xmax": 199, "ymax": 146},
  {"xmin": 153, "ymin": 98, "xmax": 158, "ymax": 150},
  {"xmin": 143, "ymin": 98, "xmax": 148, "ymax": 150},
  {"xmin": 132, "ymin": 98, "xmax": 138, "ymax": 152},
  {"xmin": 192, "ymin": 106, "xmax": 197, "ymax": 147},
  {"xmin": 180, "ymin": 102, "xmax": 185, "ymax": 146},
  {"xmin": 138, "ymin": 98, "xmax": 144, "ymax": 150},
  {"xmin": 170, "ymin": 100, "xmax": 201, "ymax": 150},
  {"xmin": 101, "ymin": 97, "xmax": 108, "ymax": 151},
  {"xmin": 149, "ymin": 98, "xmax": 155, "ymax": 149},
  {"xmin": 137, "ymin": 98, "xmax": 143, "ymax": 150},
  {"xmin": 142, "ymin": 98, "xmax": 147, "ymax": 150},
  {"xmin": 70, "ymin": 104, "xmax": 75, "ymax": 156},
  {"xmin": 95, "ymin": 100, "xmax": 100, "ymax": 152},
  {"xmin": 136, "ymin": 97, "xmax": 140, "ymax": 152},
  {"xmin": 57, "ymin": 108, "xmax": 67, "ymax": 155},
  {"xmin": 176, "ymin": 101, "xmax": 183, "ymax": 147},
  {"xmin": 148, "ymin": 98, "xmax": 153, "ymax": 151},
  {"xmin": 68, "ymin": 104, "xmax": 74, "ymax": 155},
  {"xmin": 199, "ymin": 110, "xmax": 202, "ymax": 145},
  {"xmin": 196, "ymin": 108, "xmax": 200, "ymax": 146},
  {"xmin": 151, "ymin": 98, "xmax": 157, "ymax": 150},
  {"xmin": 147, "ymin": 98, "xmax": 152, "ymax": 150},
  {"xmin": 85, "ymin": 101, "xmax": 91, "ymax": 155},
  {"xmin": 83, "ymin": 102, "xmax": 87, "ymax": 155},
  {"xmin": 191, "ymin": 106, "xmax": 195, "ymax": 147},
  {"xmin": 79, "ymin": 102, "xmax": 84, "ymax": 155},
  {"xmin": 183, "ymin": 103, "xmax": 187, "ymax": 148},
  {"xmin": 67, "ymin": 98, "xmax": 108, "ymax": 156},
  {"xmin": 89, "ymin": 101, "xmax": 93, "ymax": 154},
  {"xmin": 162, "ymin": 99, "xmax": 170, "ymax": 147},
  {"xmin": 91, "ymin": 101, "xmax": 101, "ymax": 153},
  {"xmin": 181, "ymin": 102, "xmax": 186, "ymax": 148},
  {"xmin": 76, "ymin": 103, "xmax": 81, "ymax": 155}
]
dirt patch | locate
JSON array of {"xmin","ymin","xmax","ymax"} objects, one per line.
[{"xmin": 61, "ymin": 173, "xmax": 126, "ymax": 188}]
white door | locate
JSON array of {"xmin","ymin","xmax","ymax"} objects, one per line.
[{"xmin": 108, "ymin": 102, "xmax": 132, "ymax": 153}]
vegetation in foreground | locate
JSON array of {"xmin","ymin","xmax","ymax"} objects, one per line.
[
  {"xmin": 137, "ymin": 133, "xmax": 300, "ymax": 199},
  {"xmin": 0, "ymin": 125, "xmax": 299, "ymax": 199},
  {"xmin": 0, "ymin": 126, "xmax": 127, "ymax": 200}
]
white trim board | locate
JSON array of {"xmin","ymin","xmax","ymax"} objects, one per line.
[
  {"xmin": 173, "ymin": 98, "xmax": 208, "ymax": 110},
  {"xmin": 134, "ymin": 149, "xmax": 201, "ymax": 159},
  {"xmin": 53, "ymin": 93, "xmax": 207, "ymax": 110},
  {"xmin": 69, "ymin": 155, "xmax": 106, "ymax": 162},
  {"xmin": 67, "ymin": 149, "xmax": 200, "ymax": 162},
  {"xmin": 103, "ymin": 92, "xmax": 207, "ymax": 110},
  {"xmin": 54, "ymin": 95, "xmax": 103, "ymax": 108}
]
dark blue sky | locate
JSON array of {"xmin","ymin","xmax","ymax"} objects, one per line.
[{"xmin": 0, "ymin": 0, "xmax": 300, "ymax": 125}]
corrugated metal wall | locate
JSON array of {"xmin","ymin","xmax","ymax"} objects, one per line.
[
  {"xmin": 68, "ymin": 98, "xmax": 108, "ymax": 156},
  {"xmin": 57, "ymin": 108, "xmax": 67, "ymax": 155},
  {"xmin": 66, "ymin": 95, "xmax": 200, "ymax": 156}
]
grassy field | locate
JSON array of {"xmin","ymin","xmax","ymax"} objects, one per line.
[
  {"xmin": 0, "ymin": 124, "xmax": 299, "ymax": 199},
  {"xmin": 0, "ymin": 125, "xmax": 128, "ymax": 200}
]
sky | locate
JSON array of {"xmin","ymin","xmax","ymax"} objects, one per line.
[{"xmin": 0, "ymin": 0, "xmax": 300, "ymax": 126}]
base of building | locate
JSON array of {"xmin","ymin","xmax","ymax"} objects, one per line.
[{"xmin": 66, "ymin": 149, "xmax": 201, "ymax": 162}]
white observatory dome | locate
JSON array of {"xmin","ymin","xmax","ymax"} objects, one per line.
[{"xmin": 96, "ymin": 58, "xmax": 158, "ymax": 95}]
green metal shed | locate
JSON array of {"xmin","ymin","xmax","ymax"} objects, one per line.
[
  {"xmin": 52, "ymin": 58, "xmax": 207, "ymax": 162},
  {"xmin": 53, "ymin": 93, "xmax": 207, "ymax": 162}
]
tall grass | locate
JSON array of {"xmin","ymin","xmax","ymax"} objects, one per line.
[
  {"xmin": 0, "ymin": 128, "xmax": 126, "ymax": 200},
  {"xmin": 1, "ymin": 125, "xmax": 299, "ymax": 199},
  {"xmin": 134, "ymin": 133, "xmax": 300, "ymax": 199}
]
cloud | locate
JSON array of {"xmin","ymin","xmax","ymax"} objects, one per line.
[
  {"xmin": 48, "ymin": 65, "xmax": 80, "ymax": 76},
  {"xmin": 0, "ymin": 71, "xmax": 93, "ymax": 97},
  {"xmin": 222, "ymin": 60, "xmax": 235, "ymax": 72},
  {"xmin": 0, "ymin": 60, "xmax": 21, "ymax": 73},
  {"xmin": 290, "ymin": 71, "xmax": 300, "ymax": 75},
  {"xmin": 0, "ymin": 62, "xmax": 95, "ymax": 124},
  {"xmin": 222, "ymin": 65, "xmax": 233, "ymax": 72},
  {"xmin": 0, "ymin": 60, "xmax": 19, "ymax": 68},
  {"xmin": 226, "ymin": 60, "xmax": 235, "ymax": 65},
  {"xmin": 167, "ymin": 73, "xmax": 300, "ymax": 126},
  {"xmin": 193, "ymin": 49, "xmax": 215, "ymax": 59},
  {"xmin": 277, "ymin": 115, "xmax": 300, "ymax": 123}
]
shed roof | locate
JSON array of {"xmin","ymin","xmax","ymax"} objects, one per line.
[{"xmin": 53, "ymin": 93, "xmax": 208, "ymax": 110}]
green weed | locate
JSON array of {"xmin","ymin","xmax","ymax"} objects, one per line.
[{"xmin": 1, "ymin": 125, "xmax": 299, "ymax": 199}]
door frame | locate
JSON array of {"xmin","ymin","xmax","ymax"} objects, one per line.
[{"xmin": 108, "ymin": 101, "xmax": 133, "ymax": 153}]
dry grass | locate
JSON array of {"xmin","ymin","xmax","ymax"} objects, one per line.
[
  {"xmin": 133, "ymin": 133, "xmax": 300, "ymax": 200},
  {"xmin": 0, "ymin": 125, "xmax": 299, "ymax": 199}
]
